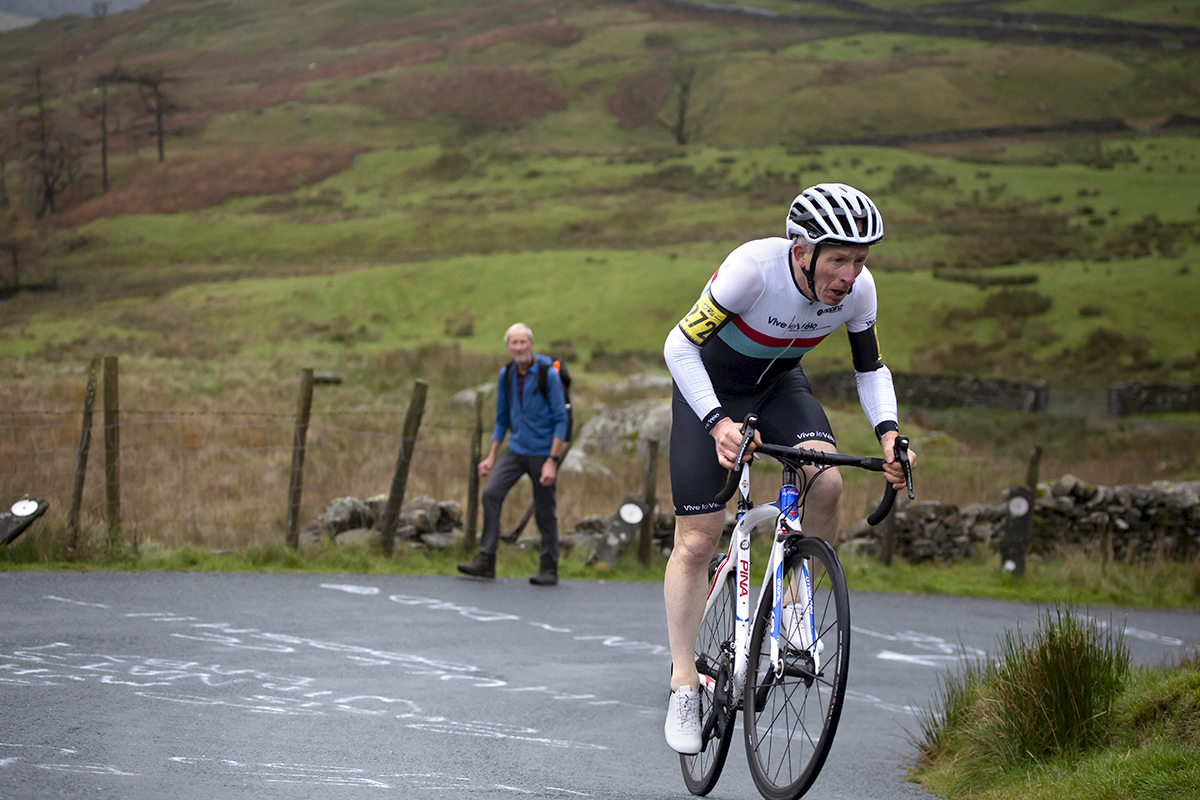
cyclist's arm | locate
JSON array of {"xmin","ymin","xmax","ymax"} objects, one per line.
[
  {"xmin": 664, "ymin": 326, "xmax": 723, "ymax": 429},
  {"xmin": 843, "ymin": 271, "xmax": 913, "ymax": 487},
  {"xmin": 844, "ymin": 269, "xmax": 899, "ymax": 441},
  {"xmin": 850, "ymin": 333, "xmax": 899, "ymax": 441},
  {"xmin": 849, "ymin": 334, "xmax": 913, "ymax": 489},
  {"xmin": 664, "ymin": 253, "xmax": 765, "ymax": 431}
]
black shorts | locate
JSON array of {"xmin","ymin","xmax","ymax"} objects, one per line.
[{"xmin": 670, "ymin": 368, "xmax": 835, "ymax": 516}]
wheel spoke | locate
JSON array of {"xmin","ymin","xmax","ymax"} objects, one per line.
[
  {"xmin": 680, "ymin": 571, "xmax": 738, "ymax": 796},
  {"xmin": 744, "ymin": 538, "xmax": 850, "ymax": 800}
]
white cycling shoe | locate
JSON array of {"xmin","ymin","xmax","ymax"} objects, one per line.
[{"xmin": 665, "ymin": 685, "xmax": 702, "ymax": 754}]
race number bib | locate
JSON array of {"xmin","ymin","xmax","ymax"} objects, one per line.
[{"xmin": 678, "ymin": 289, "xmax": 729, "ymax": 346}]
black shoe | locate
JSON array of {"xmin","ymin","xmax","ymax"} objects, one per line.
[
  {"xmin": 529, "ymin": 556, "xmax": 558, "ymax": 586},
  {"xmin": 457, "ymin": 551, "xmax": 495, "ymax": 579}
]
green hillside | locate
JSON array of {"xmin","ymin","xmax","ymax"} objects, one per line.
[{"xmin": 1, "ymin": 0, "xmax": 1198, "ymax": 386}]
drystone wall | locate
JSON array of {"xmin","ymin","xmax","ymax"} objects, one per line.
[
  {"xmin": 844, "ymin": 475, "xmax": 1200, "ymax": 564},
  {"xmin": 811, "ymin": 371, "xmax": 1049, "ymax": 413}
]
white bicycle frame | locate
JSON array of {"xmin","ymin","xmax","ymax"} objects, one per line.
[{"xmin": 698, "ymin": 464, "xmax": 819, "ymax": 705}]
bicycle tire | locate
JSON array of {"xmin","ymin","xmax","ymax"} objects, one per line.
[
  {"xmin": 743, "ymin": 537, "xmax": 850, "ymax": 800},
  {"xmin": 680, "ymin": 558, "xmax": 738, "ymax": 795}
]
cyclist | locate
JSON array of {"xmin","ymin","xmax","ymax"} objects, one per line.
[{"xmin": 661, "ymin": 182, "xmax": 915, "ymax": 753}]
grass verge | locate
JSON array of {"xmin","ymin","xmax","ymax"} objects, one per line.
[
  {"xmin": 0, "ymin": 519, "xmax": 671, "ymax": 583},
  {"xmin": 839, "ymin": 548, "xmax": 1200, "ymax": 610},
  {"xmin": 5, "ymin": 519, "xmax": 1199, "ymax": 611},
  {"xmin": 910, "ymin": 606, "xmax": 1200, "ymax": 800}
]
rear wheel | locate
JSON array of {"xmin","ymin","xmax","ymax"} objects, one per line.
[
  {"xmin": 680, "ymin": 555, "xmax": 738, "ymax": 796},
  {"xmin": 743, "ymin": 537, "xmax": 850, "ymax": 800}
]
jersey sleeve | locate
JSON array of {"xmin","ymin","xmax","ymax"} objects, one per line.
[
  {"xmin": 665, "ymin": 248, "xmax": 767, "ymax": 427},
  {"xmin": 844, "ymin": 268, "xmax": 899, "ymax": 438}
]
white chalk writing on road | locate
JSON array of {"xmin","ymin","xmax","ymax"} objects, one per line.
[
  {"xmin": 3, "ymin": 745, "xmax": 595, "ymax": 793},
  {"xmin": 853, "ymin": 626, "xmax": 987, "ymax": 667},
  {"xmin": 323, "ymin": 583, "xmax": 670, "ymax": 656}
]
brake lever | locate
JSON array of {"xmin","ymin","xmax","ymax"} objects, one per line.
[
  {"xmin": 733, "ymin": 414, "xmax": 758, "ymax": 468},
  {"xmin": 894, "ymin": 434, "xmax": 914, "ymax": 500}
]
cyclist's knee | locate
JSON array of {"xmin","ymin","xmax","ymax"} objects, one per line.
[
  {"xmin": 672, "ymin": 513, "xmax": 724, "ymax": 566},
  {"xmin": 807, "ymin": 468, "xmax": 843, "ymax": 520}
]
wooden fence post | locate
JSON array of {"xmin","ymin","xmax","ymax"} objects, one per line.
[
  {"xmin": 464, "ymin": 390, "xmax": 483, "ymax": 553},
  {"xmin": 378, "ymin": 379, "xmax": 428, "ymax": 554},
  {"xmin": 1001, "ymin": 486, "xmax": 1033, "ymax": 577},
  {"xmin": 878, "ymin": 495, "xmax": 896, "ymax": 566},
  {"xmin": 1025, "ymin": 444, "xmax": 1043, "ymax": 491},
  {"xmin": 68, "ymin": 357, "xmax": 101, "ymax": 553},
  {"xmin": 102, "ymin": 355, "xmax": 120, "ymax": 548},
  {"xmin": 877, "ymin": 491, "xmax": 908, "ymax": 566},
  {"xmin": 638, "ymin": 439, "xmax": 659, "ymax": 565},
  {"xmin": 285, "ymin": 368, "xmax": 314, "ymax": 549}
]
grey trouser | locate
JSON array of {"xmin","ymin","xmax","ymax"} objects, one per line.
[{"xmin": 479, "ymin": 449, "xmax": 558, "ymax": 562}]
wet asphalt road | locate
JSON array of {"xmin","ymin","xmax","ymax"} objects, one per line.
[{"xmin": 2, "ymin": 571, "xmax": 1197, "ymax": 800}]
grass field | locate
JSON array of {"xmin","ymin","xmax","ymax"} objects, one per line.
[{"xmin": 2, "ymin": 1, "xmax": 1199, "ymax": 568}]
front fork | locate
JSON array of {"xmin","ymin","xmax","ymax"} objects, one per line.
[{"xmin": 770, "ymin": 482, "xmax": 818, "ymax": 678}]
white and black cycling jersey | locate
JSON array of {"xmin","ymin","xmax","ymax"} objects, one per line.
[{"xmin": 664, "ymin": 237, "xmax": 899, "ymax": 439}]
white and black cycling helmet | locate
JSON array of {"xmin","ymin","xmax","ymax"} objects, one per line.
[{"xmin": 786, "ymin": 182, "xmax": 883, "ymax": 246}]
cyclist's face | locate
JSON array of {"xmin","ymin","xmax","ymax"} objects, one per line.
[
  {"xmin": 506, "ymin": 331, "xmax": 534, "ymax": 369},
  {"xmin": 802, "ymin": 244, "xmax": 869, "ymax": 306}
]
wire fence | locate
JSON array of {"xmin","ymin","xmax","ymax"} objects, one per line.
[{"xmin": 1, "ymin": 405, "xmax": 477, "ymax": 551}]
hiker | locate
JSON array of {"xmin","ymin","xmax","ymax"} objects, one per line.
[{"xmin": 458, "ymin": 323, "xmax": 569, "ymax": 586}]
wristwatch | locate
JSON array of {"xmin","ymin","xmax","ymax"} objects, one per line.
[{"xmin": 550, "ymin": 455, "xmax": 562, "ymax": 464}]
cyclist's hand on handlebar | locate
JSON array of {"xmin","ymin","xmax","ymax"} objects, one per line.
[
  {"xmin": 880, "ymin": 431, "xmax": 915, "ymax": 493},
  {"xmin": 710, "ymin": 417, "xmax": 761, "ymax": 470}
]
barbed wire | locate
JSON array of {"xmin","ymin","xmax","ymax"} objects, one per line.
[
  {"xmin": 0, "ymin": 408, "xmax": 478, "ymax": 432},
  {"xmin": 1, "ymin": 407, "xmax": 483, "ymax": 549}
]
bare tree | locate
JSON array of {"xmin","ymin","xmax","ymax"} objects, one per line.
[
  {"xmin": 79, "ymin": 76, "xmax": 116, "ymax": 192},
  {"xmin": 92, "ymin": 1, "xmax": 110, "ymax": 26},
  {"xmin": 0, "ymin": 113, "xmax": 19, "ymax": 209},
  {"xmin": 657, "ymin": 61, "xmax": 723, "ymax": 146},
  {"xmin": 105, "ymin": 67, "xmax": 178, "ymax": 163},
  {"xmin": 25, "ymin": 67, "xmax": 87, "ymax": 218},
  {"xmin": 0, "ymin": 199, "xmax": 39, "ymax": 293}
]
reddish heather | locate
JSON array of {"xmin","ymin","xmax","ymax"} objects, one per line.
[
  {"xmin": 608, "ymin": 71, "xmax": 669, "ymax": 130},
  {"xmin": 352, "ymin": 65, "xmax": 569, "ymax": 125},
  {"xmin": 326, "ymin": 0, "xmax": 560, "ymax": 48},
  {"xmin": 54, "ymin": 146, "xmax": 369, "ymax": 226},
  {"xmin": 451, "ymin": 19, "xmax": 583, "ymax": 53}
]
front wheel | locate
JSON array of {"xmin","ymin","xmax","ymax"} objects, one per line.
[
  {"xmin": 680, "ymin": 557, "xmax": 738, "ymax": 796},
  {"xmin": 743, "ymin": 537, "xmax": 850, "ymax": 800}
]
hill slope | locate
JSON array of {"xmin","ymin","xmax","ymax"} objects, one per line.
[{"xmin": 0, "ymin": 0, "xmax": 1197, "ymax": 388}]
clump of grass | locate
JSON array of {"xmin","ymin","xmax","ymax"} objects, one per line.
[
  {"xmin": 912, "ymin": 650, "xmax": 998, "ymax": 768},
  {"xmin": 0, "ymin": 513, "xmax": 128, "ymax": 568},
  {"xmin": 912, "ymin": 606, "xmax": 1130, "ymax": 794}
]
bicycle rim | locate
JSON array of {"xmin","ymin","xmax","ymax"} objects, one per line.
[
  {"xmin": 680, "ymin": 568, "xmax": 738, "ymax": 795},
  {"xmin": 743, "ymin": 537, "xmax": 850, "ymax": 800}
]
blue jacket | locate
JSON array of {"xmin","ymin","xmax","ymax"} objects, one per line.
[{"xmin": 492, "ymin": 354, "xmax": 569, "ymax": 456}]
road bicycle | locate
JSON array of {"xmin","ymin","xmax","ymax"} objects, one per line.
[{"xmin": 681, "ymin": 415, "xmax": 913, "ymax": 800}]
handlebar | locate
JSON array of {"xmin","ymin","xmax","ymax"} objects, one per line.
[{"xmin": 713, "ymin": 415, "xmax": 913, "ymax": 526}]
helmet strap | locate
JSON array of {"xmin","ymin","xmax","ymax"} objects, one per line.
[{"xmin": 802, "ymin": 244, "xmax": 821, "ymax": 300}]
